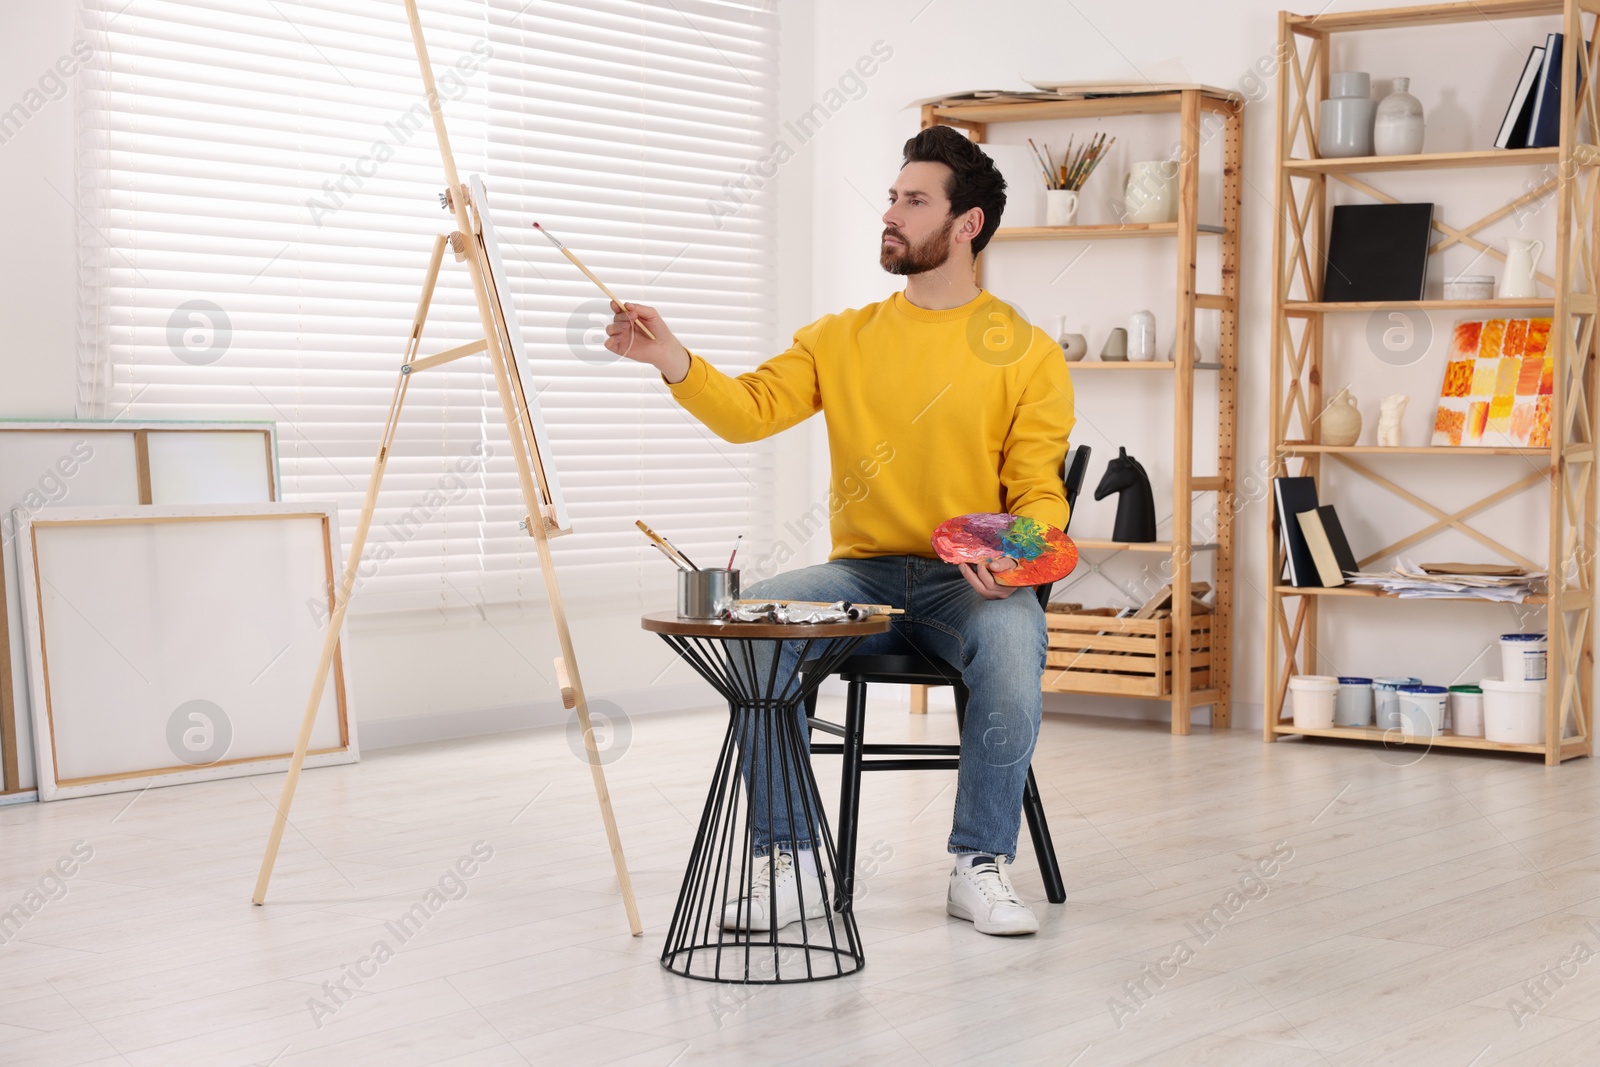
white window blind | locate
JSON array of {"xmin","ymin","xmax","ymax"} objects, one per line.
[{"xmin": 77, "ymin": 0, "xmax": 778, "ymax": 614}]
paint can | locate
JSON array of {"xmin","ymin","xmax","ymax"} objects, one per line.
[
  {"xmin": 678, "ymin": 568, "xmax": 740, "ymax": 620},
  {"xmin": 1373, "ymin": 677, "xmax": 1421, "ymax": 729},
  {"xmin": 1499, "ymin": 633, "xmax": 1548, "ymax": 683},
  {"xmin": 1334, "ymin": 677, "xmax": 1374, "ymax": 726}
]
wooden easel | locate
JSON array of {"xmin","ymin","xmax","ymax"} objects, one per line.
[{"xmin": 252, "ymin": 0, "xmax": 642, "ymax": 935}]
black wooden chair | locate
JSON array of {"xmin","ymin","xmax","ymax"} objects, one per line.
[{"xmin": 803, "ymin": 445, "xmax": 1092, "ymax": 908}]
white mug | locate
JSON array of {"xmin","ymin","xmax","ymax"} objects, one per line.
[
  {"xmin": 1046, "ymin": 189, "xmax": 1079, "ymax": 227},
  {"xmin": 1124, "ymin": 161, "xmax": 1178, "ymax": 224}
]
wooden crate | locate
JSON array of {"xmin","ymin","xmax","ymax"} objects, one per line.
[{"xmin": 1042, "ymin": 612, "xmax": 1212, "ymax": 697}]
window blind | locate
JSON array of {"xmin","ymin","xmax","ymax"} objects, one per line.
[{"xmin": 77, "ymin": 0, "xmax": 778, "ymax": 614}]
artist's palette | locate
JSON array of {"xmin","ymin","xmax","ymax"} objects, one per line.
[{"xmin": 931, "ymin": 513, "xmax": 1078, "ymax": 587}]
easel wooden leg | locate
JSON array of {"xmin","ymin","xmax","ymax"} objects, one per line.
[
  {"xmin": 910, "ymin": 684, "xmax": 929, "ymax": 715},
  {"xmin": 253, "ymin": 237, "xmax": 444, "ymax": 905}
]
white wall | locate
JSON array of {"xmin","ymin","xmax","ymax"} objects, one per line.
[{"xmin": 801, "ymin": 0, "xmax": 1586, "ymax": 729}]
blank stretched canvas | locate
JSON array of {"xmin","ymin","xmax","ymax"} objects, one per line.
[{"xmin": 15, "ymin": 503, "xmax": 355, "ymax": 800}]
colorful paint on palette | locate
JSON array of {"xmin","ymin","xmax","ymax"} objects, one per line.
[
  {"xmin": 930, "ymin": 513, "xmax": 1078, "ymax": 587},
  {"xmin": 1432, "ymin": 317, "xmax": 1553, "ymax": 448}
]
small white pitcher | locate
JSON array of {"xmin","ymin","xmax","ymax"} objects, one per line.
[
  {"xmin": 1498, "ymin": 238, "xmax": 1544, "ymax": 299},
  {"xmin": 1124, "ymin": 161, "xmax": 1178, "ymax": 224}
]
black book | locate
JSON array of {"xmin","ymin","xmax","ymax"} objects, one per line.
[
  {"xmin": 1273, "ymin": 476, "xmax": 1320, "ymax": 588},
  {"xmin": 1495, "ymin": 45, "xmax": 1546, "ymax": 149},
  {"xmin": 1321, "ymin": 203, "xmax": 1434, "ymax": 303},
  {"xmin": 1529, "ymin": 33, "xmax": 1564, "ymax": 148},
  {"xmin": 1315, "ymin": 505, "xmax": 1359, "ymax": 576}
]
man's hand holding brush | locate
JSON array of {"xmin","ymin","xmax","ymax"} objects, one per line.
[{"xmin": 604, "ymin": 301, "xmax": 691, "ymax": 384}]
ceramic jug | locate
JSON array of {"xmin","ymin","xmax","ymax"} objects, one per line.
[
  {"xmin": 1499, "ymin": 238, "xmax": 1544, "ymax": 299},
  {"xmin": 1320, "ymin": 387, "xmax": 1362, "ymax": 446},
  {"xmin": 1124, "ymin": 161, "xmax": 1178, "ymax": 224}
]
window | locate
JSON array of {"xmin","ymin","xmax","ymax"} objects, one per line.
[{"xmin": 77, "ymin": 0, "xmax": 778, "ymax": 613}]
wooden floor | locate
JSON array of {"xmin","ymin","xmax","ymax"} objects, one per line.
[{"xmin": 2, "ymin": 700, "xmax": 1600, "ymax": 1066}]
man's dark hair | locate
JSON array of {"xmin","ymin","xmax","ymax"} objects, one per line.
[{"xmin": 900, "ymin": 126, "xmax": 1007, "ymax": 254}]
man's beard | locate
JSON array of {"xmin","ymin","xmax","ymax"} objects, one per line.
[{"xmin": 879, "ymin": 216, "xmax": 956, "ymax": 276}]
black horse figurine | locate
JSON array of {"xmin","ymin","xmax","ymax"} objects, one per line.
[{"xmin": 1093, "ymin": 447, "xmax": 1157, "ymax": 542}]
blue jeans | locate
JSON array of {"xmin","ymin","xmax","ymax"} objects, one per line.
[{"xmin": 739, "ymin": 555, "xmax": 1046, "ymax": 863}]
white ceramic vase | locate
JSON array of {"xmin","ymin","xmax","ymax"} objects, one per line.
[
  {"xmin": 1128, "ymin": 310, "xmax": 1157, "ymax": 361},
  {"xmin": 1319, "ymin": 72, "xmax": 1376, "ymax": 158},
  {"xmin": 1373, "ymin": 77, "xmax": 1425, "ymax": 155}
]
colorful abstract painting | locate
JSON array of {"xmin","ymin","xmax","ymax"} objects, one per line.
[
  {"xmin": 1431, "ymin": 317, "xmax": 1553, "ymax": 448},
  {"xmin": 931, "ymin": 513, "xmax": 1078, "ymax": 587}
]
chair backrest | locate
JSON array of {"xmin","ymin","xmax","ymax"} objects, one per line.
[{"xmin": 1036, "ymin": 444, "xmax": 1091, "ymax": 609}]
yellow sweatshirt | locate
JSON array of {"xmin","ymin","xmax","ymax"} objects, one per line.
[{"xmin": 668, "ymin": 290, "xmax": 1074, "ymax": 560}]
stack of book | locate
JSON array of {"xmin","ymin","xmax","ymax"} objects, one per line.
[
  {"xmin": 1273, "ymin": 476, "xmax": 1359, "ymax": 588},
  {"xmin": 1495, "ymin": 32, "xmax": 1576, "ymax": 150}
]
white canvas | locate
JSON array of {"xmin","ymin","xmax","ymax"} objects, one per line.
[
  {"xmin": 14, "ymin": 503, "xmax": 353, "ymax": 801},
  {"xmin": 0, "ymin": 422, "xmax": 278, "ymax": 793},
  {"xmin": 146, "ymin": 431, "xmax": 276, "ymax": 503},
  {"xmin": 469, "ymin": 174, "xmax": 571, "ymax": 533}
]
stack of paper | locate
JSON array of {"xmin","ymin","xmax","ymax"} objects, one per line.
[{"xmin": 1343, "ymin": 558, "xmax": 1546, "ymax": 602}]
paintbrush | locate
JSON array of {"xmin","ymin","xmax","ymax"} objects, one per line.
[
  {"xmin": 726, "ymin": 534, "xmax": 743, "ymax": 571},
  {"xmin": 534, "ymin": 222, "xmax": 659, "ymax": 341},
  {"xmin": 1026, "ymin": 137, "xmax": 1057, "ymax": 189},
  {"xmin": 636, "ymin": 519, "xmax": 698, "ymax": 570},
  {"xmin": 648, "ymin": 540, "xmax": 693, "ymax": 573}
]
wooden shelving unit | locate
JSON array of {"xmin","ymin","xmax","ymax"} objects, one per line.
[
  {"xmin": 1266, "ymin": 0, "xmax": 1597, "ymax": 764},
  {"xmin": 922, "ymin": 87, "xmax": 1243, "ymax": 734}
]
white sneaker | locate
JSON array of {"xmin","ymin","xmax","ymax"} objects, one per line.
[
  {"xmin": 721, "ymin": 851, "xmax": 827, "ymax": 932},
  {"xmin": 947, "ymin": 855, "xmax": 1040, "ymax": 936}
]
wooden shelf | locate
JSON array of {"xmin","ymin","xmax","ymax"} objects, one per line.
[
  {"xmin": 925, "ymin": 85, "xmax": 1240, "ymax": 736},
  {"xmin": 1272, "ymin": 723, "xmax": 1553, "ymax": 755},
  {"xmin": 1283, "ymin": 147, "xmax": 1560, "ymax": 174},
  {"xmin": 1266, "ymin": 0, "xmax": 1595, "ymax": 766},
  {"xmin": 928, "ymin": 90, "xmax": 1238, "ymax": 126},
  {"xmin": 1074, "ymin": 539, "xmax": 1221, "ymax": 553},
  {"xmin": 1285, "ymin": 298, "xmax": 1555, "ymax": 313},
  {"xmin": 1070, "ymin": 361, "xmax": 1225, "ymax": 370},
  {"xmin": 1274, "ymin": 585, "xmax": 1548, "ymax": 603},
  {"xmin": 1288, "ymin": 0, "xmax": 1562, "ymax": 33},
  {"xmin": 1278, "ymin": 443, "xmax": 1551, "ymax": 456},
  {"xmin": 990, "ymin": 222, "xmax": 1227, "ymax": 242}
]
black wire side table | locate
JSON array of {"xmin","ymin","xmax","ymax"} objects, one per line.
[{"xmin": 642, "ymin": 610, "xmax": 889, "ymax": 984}]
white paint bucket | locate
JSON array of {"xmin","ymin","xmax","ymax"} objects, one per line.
[
  {"xmin": 1397, "ymin": 684, "xmax": 1448, "ymax": 736},
  {"xmin": 1482, "ymin": 678, "xmax": 1546, "ymax": 744},
  {"xmin": 1373, "ymin": 677, "xmax": 1421, "ymax": 729},
  {"xmin": 1449, "ymin": 685, "xmax": 1484, "ymax": 738},
  {"xmin": 1499, "ymin": 633, "xmax": 1548, "ymax": 683},
  {"xmin": 1288, "ymin": 675, "xmax": 1339, "ymax": 729}
]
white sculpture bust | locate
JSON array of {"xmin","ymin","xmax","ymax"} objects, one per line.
[{"xmin": 1378, "ymin": 394, "xmax": 1409, "ymax": 447}]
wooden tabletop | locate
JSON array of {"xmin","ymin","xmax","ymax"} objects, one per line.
[{"xmin": 641, "ymin": 610, "xmax": 891, "ymax": 640}]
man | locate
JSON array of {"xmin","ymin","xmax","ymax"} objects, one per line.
[{"xmin": 604, "ymin": 125, "xmax": 1074, "ymax": 936}]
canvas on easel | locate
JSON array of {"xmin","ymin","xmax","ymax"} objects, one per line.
[{"xmin": 251, "ymin": 0, "xmax": 641, "ymax": 936}]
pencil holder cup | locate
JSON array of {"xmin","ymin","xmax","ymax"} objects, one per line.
[{"xmin": 678, "ymin": 569, "xmax": 740, "ymax": 620}]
